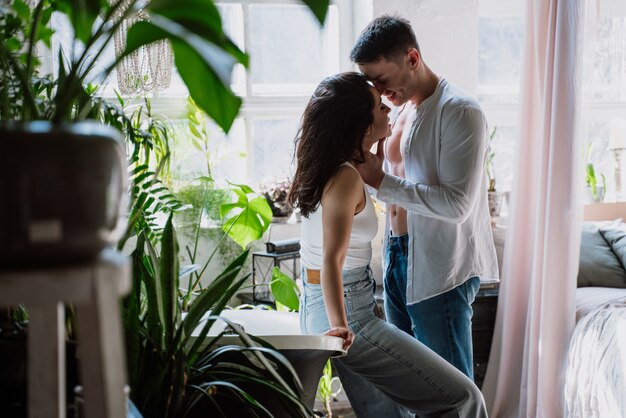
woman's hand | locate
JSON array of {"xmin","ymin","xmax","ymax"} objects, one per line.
[
  {"xmin": 325, "ymin": 326, "xmax": 355, "ymax": 351},
  {"xmin": 355, "ymin": 137, "xmax": 386, "ymax": 189}
]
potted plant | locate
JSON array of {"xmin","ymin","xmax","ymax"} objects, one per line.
[
  {"xmin": 122, "ymin": 209, "xmax": 315, "ymax": 417},
  {"xmin": 261, "ymin": 177, "xmax": 295, "ymax": 223},
  {"xmin": 486, "ymin": 126, "xmax": 504, "ymax": 217},
  {"xmin": 1, "ymin": 0, "xmax": 330, "ymax": 415},
  {"xmin": 585, "ymin": 142, "xmax": 606, "ymax": 203},
  {"xmin": 0, "ymin": 0, "xmax": 251, "ymax": 266}
]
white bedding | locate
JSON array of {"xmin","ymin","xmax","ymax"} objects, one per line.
[{"xmin": 565, "ymin": 287, "xmax": 626, "ymax": 418}]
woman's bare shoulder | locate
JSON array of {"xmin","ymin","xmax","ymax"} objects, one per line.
[{"xmin": 322, "ymin": 164, "xmax": 362, "ymax": 205}]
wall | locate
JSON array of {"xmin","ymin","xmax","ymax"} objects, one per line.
[{"xmin": 371, "ymin": 0, "xmax": 479, "ymax": 94}]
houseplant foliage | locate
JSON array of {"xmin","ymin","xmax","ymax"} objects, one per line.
[
  {"xmin": 0, "ymin": 0, "xmax": 328, "ymax": 130},
  {"xmin": 485, "ymin": 126, "xmax": 503, "ymax": 217},
  {"xmin": 261, "ymin": 177, "xmax": 295, "ymax": 221},
  {"xmin": 585, "ymin": 142, "xmax": 606, "ymax": 203},
  {"xmin": 0, "ymin": 0, "xmax": 249, "ymax": 130},
  {"xmin": 1, "ymin": 0, "xmax": 329, "ymax": 415},
  {"xmin": 124, "ymin": 213, "xmax": 312, "ymax": 417},
  {"xmin": 486, "ymin": 126, "xmax": 498, "ymax": 193},
  {"xmin": 111, "ymin": 96, "xmax": 298, "ymax": 416},
  {"xmin": 270, "ymin": 268, "xmax": 342, "ymax": 417}
]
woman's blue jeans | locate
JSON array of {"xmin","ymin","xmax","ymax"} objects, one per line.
[
  {"xmin": 300, "ymin": 265, "xmax": 487, "ymax": 418},
  {"xmin": 384, "ymin": 234, "xmax": 480, "ymax": 380}
]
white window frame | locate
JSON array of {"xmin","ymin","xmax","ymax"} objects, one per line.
[
  {"xmin": 40, "ymin": 0, "xmax": 365, "ymax": 184},
  {"xmin": 210, "ymin": 0, "xmax": 361, "ymax": 181}
]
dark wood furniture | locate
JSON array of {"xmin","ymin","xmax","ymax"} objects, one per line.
[{"xmin": 472, "ymin": 283, "xmax": 499, "ymax": 388}]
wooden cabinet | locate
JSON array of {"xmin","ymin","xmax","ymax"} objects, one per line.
[{"xmin": 472, "ymin": 284, "xmax": 499, "ymax": 388}]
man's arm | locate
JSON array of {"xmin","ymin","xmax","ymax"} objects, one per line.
[{"xmin": 372, "ymin": 107, "xmax": 488, "ymax": 223}]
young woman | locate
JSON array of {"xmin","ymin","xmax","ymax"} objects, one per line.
[{"xmin": 288, "ymin": 72, "xmax": 487, "ymax": 418}]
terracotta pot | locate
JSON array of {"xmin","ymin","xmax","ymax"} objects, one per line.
[{"xmin": 0, "ymin": 121, "xmax": 128, "ymax": 267}]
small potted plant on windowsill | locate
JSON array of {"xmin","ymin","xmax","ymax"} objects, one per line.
[
  {"xmin": 261, "ymin": 177, "xmax": 295, "ymax": 223},
  {"xmin": 585, "ymin": 141, "xmax": 607, "ymax": 203},
  {"xmin": 586, "ymin": 161, "xmax": 606, "ymax": 203},
  {"xmin": 486, "ymin": 127, "xmax": 504, "ymax": 217}
]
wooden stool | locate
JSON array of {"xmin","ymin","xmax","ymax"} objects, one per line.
[{"xmin": 0, "ymin": 250, "xmax": 131, "ymax": 418}]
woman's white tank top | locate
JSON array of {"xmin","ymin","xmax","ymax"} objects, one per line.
[{"xmin": 300, "ymin": 162, "xmax": 378, "ymax": 270}]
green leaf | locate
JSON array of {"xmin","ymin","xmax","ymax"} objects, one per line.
[
  {"xmin": 189, "ymin": 123, "xmax": 203, "ymax": 140},
  {"xmin": 182, "ymin": 250, "xmax": 249, "ymax": 345},
  {"xmin": 13, "ymin": 0, "xmax": 30, "ymax": 21},
  {"xmin": 38, "ymin": 26, "xmax": 55, "ymax": 48},
  {"xmin": 124, "ymin": 18, "xmax": 243, "ymax": 132},
  {"xmin": 6, "ymin": 38, "xmax": 21, "ymax": 53},
  {"xmin": 143, "ymin": 233, "xmax": 165, "ymax": 344},
  {"xmin": 270, "ymin": 267, "xmax": 300, "ymax": 311},
  {"xmin": 125, "ymin": 233, "xmax": 147, "ymax": 391},
  {"xmin": 300, "ymin": 0, "xmax": 330, "ymax": 25},
  {"xmin": 148, "ymin": 0, "xmax": 248, "ymax": 66},
  {"xmin": 159, "ymin": 213, "xmax": 180, "ymax": 343},
  {"xmin": 229, "ymin": 182, "xmax": 255, "ymax": 195},
  {"xmin": 221, "ymin": 196, "xmax": 272, "ymax": 249},
  {"xmin": 172, "ymin": 38, "xmax": 242, "ymax": 133}
]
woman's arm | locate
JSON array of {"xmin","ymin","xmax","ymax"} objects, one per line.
[{"xmin": 320, "ymin": 166, "xmax": 363, "ymax": 351}]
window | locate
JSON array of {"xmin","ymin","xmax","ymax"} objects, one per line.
[
  {"xmin": 581, "ymin": 3, "xmax": 626, "ymax": 202},
  {"xmin": 44, "ymin": 0, "xmax": 361, "ymax": 189},
  {"xmin": 477, "ymin": 0, "xmax": 525, "ymax": 194},
  {"xmin": 143, "ymin": 0, "xmax": 356, "ymax": 186},
  {"xmin": 206, "ymin": 0, "xmax": 351, "ymax": 184},
  {"xmin": 477, "ymin": 0, "xmax": 626, "ymax": 202}
]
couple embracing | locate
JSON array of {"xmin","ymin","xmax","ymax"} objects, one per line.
[{"xmin": 288, "ymin": 15, "xmax": 499, "ymax": 418}]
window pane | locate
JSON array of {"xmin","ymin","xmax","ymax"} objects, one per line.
[
  {"xmin": 478, "ymin": 17, "xmax": 524, "ymax": 103},
  {"xmin": 170, "ymin": 119, "xmax": 247, "ymax": 185},
  {"xmin": 50, "ymin": 13, "xmax": 117, "ymax": 93},
  {"xmin": 581, "ymin": 117, "xmax": 626, "ymax": 202},
  {"xmin": 250, "ymin": 118, "xmax": 299, "ymax": 182},
  {"xmin": 589, "ymin": 16, "xmax": 626, "ymax": 101},
  {"xmin": 247, "ymin": 4, "xmax": 339, "ymax": 95},
  {"xmin": 488, "ymin": 125, "xmax": 517, "ymax": 194},
  {"xmin": 217, "ymin": 4, "xmax": 246, "ymax": 96}
]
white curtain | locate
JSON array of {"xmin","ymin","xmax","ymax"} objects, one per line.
[{"xmin": 481, "ymin": 0, "xmax": 585, "ymax": 417}]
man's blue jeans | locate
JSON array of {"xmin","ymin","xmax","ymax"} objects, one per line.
[
  {"xmin": 300, "ymin": 265, "xmax": 487, "ymax": 418},
  {"xmin": 384, "ymin": 234, "xmax": 481, "ymax": 380}
]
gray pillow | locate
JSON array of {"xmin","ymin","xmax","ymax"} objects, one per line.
[
  {"xmin": 599, "ymin": 224, "xmax": 626, "ymax": 273},
  {"xmin": 577, "ymin": 221, "xmax": 626, "ymax": 288}
]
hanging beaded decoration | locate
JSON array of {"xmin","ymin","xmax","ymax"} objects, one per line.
[{"xmin": 112, "ymin": 0, "xmax": 173, "ymax": 95}]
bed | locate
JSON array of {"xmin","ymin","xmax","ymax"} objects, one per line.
[{"xmin": 564, "ymin": 202, "xmax": 626, "ymax": 418}]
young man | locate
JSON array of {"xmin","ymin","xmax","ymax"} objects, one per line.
[{"xmin": 350, "ymin": 15, "xmax": 499, "ymax": 380}]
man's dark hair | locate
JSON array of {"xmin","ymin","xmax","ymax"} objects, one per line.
[{"xmin": 350, "ymin": 15, "xmax": 419, "ymax": 64}]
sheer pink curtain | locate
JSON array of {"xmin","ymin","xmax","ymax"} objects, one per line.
[{"xmin": 481, "ymin": 1, "xmax": 584, "ymax": 417}]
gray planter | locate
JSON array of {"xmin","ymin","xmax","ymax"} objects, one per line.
[{"xmin": 0, "ymin": 121, "xmax": 127, "ymax": 267}]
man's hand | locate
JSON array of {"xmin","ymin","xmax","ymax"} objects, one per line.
[
  {"xmin": 356, "ymin": 138, "xmax": 386, "ymax": 189},
  {"xmin": 325, "ymin": 326, "xmax": 355, "ymax": 351}
]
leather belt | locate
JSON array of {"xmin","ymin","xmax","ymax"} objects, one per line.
[{"xmin": 305, "ymin": 269, "xmax": 321, "ymax": 284}]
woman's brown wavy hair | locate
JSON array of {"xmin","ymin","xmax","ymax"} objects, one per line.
[{"xmin": 288, "ymin": 72, "xmax": 374, "ymax": 217}]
